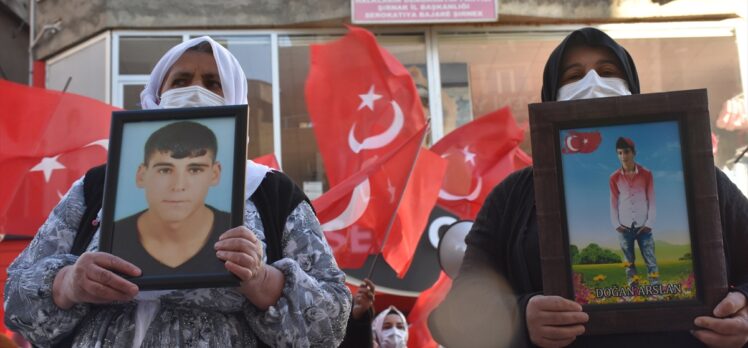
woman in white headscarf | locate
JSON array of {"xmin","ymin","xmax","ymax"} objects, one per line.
[
  {"xmin": 5, "ymin": 36, "xmax": 352, "ymax": 348},
  {"xmin": 372, "ymin": 306, "xmax": 409, "ymax": 348}
]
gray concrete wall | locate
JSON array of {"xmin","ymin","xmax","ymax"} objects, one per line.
[
  {"xmin": 31, "ymin": 0, "xmax": 742, "ymax": 59},
  {"xmin": 0, "ymin": 4, "xmax": 29, "ymax": 84}
]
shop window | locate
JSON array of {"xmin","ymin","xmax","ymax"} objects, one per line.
[
  {"xmin": 200, "ymin": 36, "xmax": 275, "ymax": 159},
  {"xmin": 122, "ymin": 84, "xmax": 146, "ymax": 110},
  {"xmin": 436, "ymin": 33, "xmax": 564, "ymax": 155},
  {"xmin": 119, "ymin": 36, "xmax": 182, "ymax": 75}
]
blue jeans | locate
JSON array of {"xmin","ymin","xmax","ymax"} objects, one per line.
[{"xmin": 618, "ymin": 227, "xmax": 659, "ymax": 283}]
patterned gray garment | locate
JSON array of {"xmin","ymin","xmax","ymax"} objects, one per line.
[{"xmin": 4, "ymin": 178, "xmax": 352, "ymax": 347}]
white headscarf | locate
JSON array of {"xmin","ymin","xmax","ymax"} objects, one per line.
[
  {"xmin": 137, "ymin": 35, "xmax": 269, "ymax": 199},
  {"xmin": 132, "ymin": 37, "xmax": 268, "ymax": 348},
  {"xmin": 140, "ymin": 36, "xmax": 248, "ymax": 109},
  {"xmin": 372, "ymin": 305, "xmax": 409, "ymax": 347}
]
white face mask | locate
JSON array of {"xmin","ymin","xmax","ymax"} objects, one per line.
[
  {"xmin": 557, "ymin": 69, "xmax": 631, "ymax": 101},
  {"xmin": 159, "ymin": 85, "xmax": 225, "ymax": 109},
  {"xmin": 380, "ymin": 328, "xmax": 407, "ymax": 348}
]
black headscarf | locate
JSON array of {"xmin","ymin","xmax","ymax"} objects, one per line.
[{"xmin": 541, "ymin": 27, "xmax": 640, "ymax": 102}]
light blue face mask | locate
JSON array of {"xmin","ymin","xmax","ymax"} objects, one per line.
[{"xmin": 557, "ymin": 69, "xmax": 631, "ymax": 101}]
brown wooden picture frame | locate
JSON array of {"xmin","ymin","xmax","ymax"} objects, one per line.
[{"xmin": 529, "ymin": 89, "xmax": 727, "ymax": 335}]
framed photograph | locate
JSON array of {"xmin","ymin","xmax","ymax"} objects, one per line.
[
  {"xmin": 529, "ymin": 89, "xmax": 727, "ymax": 335},
  {"xmin": 100, "ymin": 105, "xmax": 248, "ymax": 290}
]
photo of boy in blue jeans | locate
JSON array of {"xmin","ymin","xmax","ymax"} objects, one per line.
[{"xmin": 609, "ymin": 137, "xmax": 659, "ymax": 286}]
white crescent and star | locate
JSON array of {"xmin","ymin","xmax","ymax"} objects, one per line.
[
  {"xmin": 320, "ymin": 178, "xmax": 371, "ymax": 232},
  {"xmin": 323, "ymin": 84, "xmax": 407, "ymax": 230},
  {"xmin": 358, "ymin": 85, "xmax": 382, "ymax": 111},
  {"xmin": 438, "ymin": 146, "xmax": 482, "ymax": 201},
  {"xmin": 348, "ymin": 85, "xmax": 405, "ymax": 154}
]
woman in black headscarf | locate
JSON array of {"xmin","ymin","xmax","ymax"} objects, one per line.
[
  {"xmin": 540, "ymin": 27, "xmax": 640, "ymax": 102},
  {"xmin": 432, "ymin": 27, "xmax": 748, "ymax": 348}
]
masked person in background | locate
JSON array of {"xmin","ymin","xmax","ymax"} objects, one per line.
[
  {"xmin": 372, "ymin": 306, "xmax": 409, "ymax": 348},
  {"xmin": 4, "ymin": 36, "xmax": 351, "ymax": 347},
  {"xmin": 434, "ymin": 27, "xmax": 748, "ymax": 348}
]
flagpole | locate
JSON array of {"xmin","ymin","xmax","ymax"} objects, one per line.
[{"xmin": 366, "ymin": 120, "xmax": 431, "ymax": 280}]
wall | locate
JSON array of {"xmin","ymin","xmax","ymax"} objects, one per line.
[{"xmin": 31, "ymin": 0, "xmax": 742, "ymax": 59}]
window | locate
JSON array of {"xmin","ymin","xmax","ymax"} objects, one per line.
[
  {"xmin": 203, "ymin": 36, "xmax": 274, "ymax": 159},
  {"xmin": 119, "ymin": 36, "xmax": 182, "ymax": 75},
  {"xmin": 436, "ymin": 32, "xmax": 568, "ymax": 154}
]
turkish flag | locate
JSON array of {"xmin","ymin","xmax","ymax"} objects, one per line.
[
  {"xmin": 305, "ymin": 25, "xmax": 426, "ymax": 186},
  {"xmin": 0, "ymin": 80, "xmax": 118, "ymax": 236},
  {"xmin": 252, "ymin": 153, "xmax": 281, "ymax": 170},
  {"xmin": 430, "ymin": 107, "xmax": 531, "ymax": 220},
  {"xmin": 407, "ymin": 272, "xmax": 452, "ymax": 348},
  {"xmin": 313, "ymin": 126, "xmax": 446, "ymax": 276},
  {"xmin": 561, "ymin": 130, "xmax": 602, "ymax": 154}
]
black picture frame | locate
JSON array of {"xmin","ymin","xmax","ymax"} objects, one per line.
[
  {"xmin": 100, "ymin": 105, "xmax": 248, "ymax": 290},
  {"xmin": 529, "ymin": 89, "xmax": 727, "ymax": 335}
]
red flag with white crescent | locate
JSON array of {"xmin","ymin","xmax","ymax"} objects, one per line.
[
  {"xmin": 305, "ymin": 25, "xmax": 426, "ymax": 186},
  {"xmin": 561, "ymin": 130, "xmax": 602, "ymax": 154},
  {"xmin": 0, "ymin": 80, "xmax": 118, "ymax": 237},
  {"xmin": 430, "ymin": 107, "xmax": 530, "ymax": 220},
  {"xmin": 312, "ymin": 126, "xmax": 446, "ymax": 276},
  {"xmin": 306, "ymin": 26, "xmax": 442, "ymax": 276}
]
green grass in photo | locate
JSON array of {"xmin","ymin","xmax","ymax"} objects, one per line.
[{"xmin": 573, "ymin": 260, "xmax": 693, "ymax": 289}]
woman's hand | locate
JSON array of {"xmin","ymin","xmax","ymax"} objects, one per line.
[
  {"xmin": 52, "ymin": 252, "xmax": 141, "ymax": 309},
  {"xmin": 216, "ymin": 226, "xmax": 265, "ymax": 281},
  {"xmin": 693, "ymin": 291, "xmax": 748, "ymax": 347},
  {"xmin": 526, "ymin": 295, "xmax": 588, "ymax": 348},
  {"xmin": 216, "ymin": 226, "xmax": 284, "ymax": 310},
  {"xmin": 351, "ymin": 278, "xmax": 375, "ymax": 320}
]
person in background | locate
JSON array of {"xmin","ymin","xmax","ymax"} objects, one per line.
[{"xmin": 372, "ymin": 305, "xmax": 409, "ymax": 348}]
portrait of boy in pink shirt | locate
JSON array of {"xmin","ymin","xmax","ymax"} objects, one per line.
[{"xmin": 609, "ymin": 137, "xmax": 659, "ymax": 286}]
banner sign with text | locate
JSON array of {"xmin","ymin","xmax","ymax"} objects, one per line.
[{"xmin": 352, "ymin": 0, "xmax": 499, "ymax": 24}]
